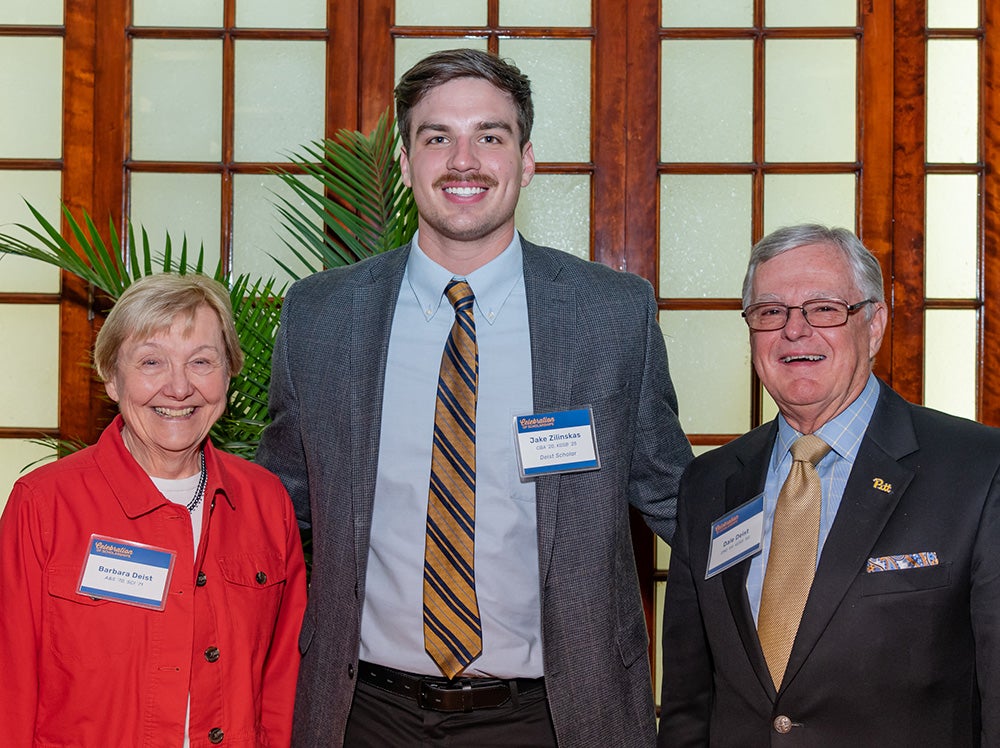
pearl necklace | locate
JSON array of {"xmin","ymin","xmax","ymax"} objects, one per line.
[{"xmin": 186, "ymin": 450, "xmax": 207, "ymax": 513}]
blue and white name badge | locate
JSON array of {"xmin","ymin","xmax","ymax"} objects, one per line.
[
  {"xmin": 514, "ymin": 407, "xmax": 600, "ymax": 478},
  {"xmin": 705, "ymin": 495, "xmax": 764, "ymax": 579},
  {"xmin": 77, "ymin": 534, "xmax": 176, "ymax": 610}
]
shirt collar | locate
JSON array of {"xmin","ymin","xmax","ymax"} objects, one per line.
[
  {"xmin": 405, "ymin": 230, "xmax": 524, "ymax": 326},
  {"xmin": 774, "ymin": 372, "xmax": 880, "ymax": 468}
]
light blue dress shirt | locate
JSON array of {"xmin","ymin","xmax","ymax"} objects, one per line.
[
  {"xmin": 746, "ymin": 373, "xmax": 880, "ymax": 623},
  {"xmin": 359, "ymin": 232, "xmax": 542, "ymax": 677}
]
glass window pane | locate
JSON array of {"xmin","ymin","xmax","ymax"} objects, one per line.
[
  {"xmin": 927, "ymin": 40, "xmax": 978, "ymax": 164},
  {"xmin": 924, "ymin": 309, "xmax": 976, "ymax": 419},
  {"xmin": 0, "ymin": 170, "xmax": 61, "ymax": 293},
  {"xmin": 763, "ymin": 174, "xmax": 856, "ymax": 233},
  {"xmin": 396, "ymin": 39, "xmax": 490, "ymax": 89},
  {"xmin": 232, "ymin": 174, "xmax": 318, "ymax": 285},
  {"xmin": 500, "ymin": 39, "xmax": 590, "ymax": 163},
  {"xmin": 0, "ymin": 37, "xmax": 62, "ymax": 159},
  {"xmin": 132, "ymin": 0, "xmax": 222, "ymax": 27},
  {"xmin": 925, "ymin": 174, "xmax": 978, "ymax": 299},
  {"xmin": 515, "ymin": 174, "xmax": 590, "ymax": 261},
  {"xmin": 654, "ymin": 579, "xmax": 667, "ymax": 703},
  {"xmin": 663, "ymin": 0, "xmax": 752, "ymax": 28},
  {"xmin": 928, "ymin": 0, "xmax": 978, "ymax": 29},
  {"xmin": 660, "ymin": 310, "xmax": 751, "ymax": 434},
  {"xmin": 132, "ymin": 40, "xmax": 222, "ymax": 161},
  {"xmin": 660, "ymin": 174, "xmax": 752, "ymax": 297},
  {"xmin": 234, "ymin": 41, "xmax": 326, "ymax": 162},
  {"xmin": 662, "ymin": 40, "xmax": 753, "ymax": 163},
  {"xmin": 0, "ymin": 440, "xmax": 55, "ymax": 513},
  {"xmin": 765, "ymin": 39, "xmax": 856, "ymax": 163},
  {"xmin": 765, "ymin": 0, "xmax": 856, "ymax": 27},
  {"xmin": 129, "ymin": 173, "xmax": 221, "ymax": 272},
  {"xmin": 0, "ymin": 304, "xmax": 59, "ymax": 428},
  {"xmin": 500, "ymin": 0, "xmax": 590, "ymax": 26},
  {"xmin": 0, "ymin": 0, "xmax": 62, "ymax": 24},
  {"xmin": 236, "ymin": 0, "xmax": 325, "ymax": 28},
  {"xmin": 395, "ymin": 0, "xmax": 486, "ymax": 26}
]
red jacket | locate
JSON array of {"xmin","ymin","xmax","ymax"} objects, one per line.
[{"xmin": 0, "ymin": 416, "xmax": 307, "ymax": 747}]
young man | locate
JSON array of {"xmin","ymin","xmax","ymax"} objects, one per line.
[{"xmin": 257, "ymin": 48, "xmax": 693, "ymax": 746}]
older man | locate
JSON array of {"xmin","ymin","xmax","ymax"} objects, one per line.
[{"xmin": 658, "ymin": 224, "xmax": 1000, "ymax": 746}]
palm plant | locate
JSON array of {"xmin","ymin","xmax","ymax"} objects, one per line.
[{"xmin": 0, "ymin": 106, "xmax": 416, "ymax": 460}]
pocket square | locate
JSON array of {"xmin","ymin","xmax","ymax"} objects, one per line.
[{"xmin": 866, "ymin": 552, "xmax": 939, "ymax": 573}]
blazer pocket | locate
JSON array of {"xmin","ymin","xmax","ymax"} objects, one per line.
[
  {"xmin": 217, "ymin": 551, "xmax": 287, "ymax": 634},
  {"xmin": 860, "ymin": 562, "xmax": 951, "ymax": 596},
  {"xmin": 46, "ymin": 566, "xmax": 137, "ymax": 663}
]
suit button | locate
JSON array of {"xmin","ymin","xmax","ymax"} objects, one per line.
[
  {"xmin": 773, "ymin": 715, "xmax": 793, "ymax": 734},
  {"xmin": 205, "ymin": 646, "xmax": 220, "ymax": 663},
  {"xmin": 348, "ymin": 663, "xmax": 355, "ymax": 679},
  {"xmin": 256, "ymin": 571, "xmax": 267, "ymax": 584},
  {"xmin": 196, "ymin": 571, "xmax": 207, "ymax": 587},
  {"xmin": 208, "ymin": 727, "xmax": 224, "ymax": 743}
]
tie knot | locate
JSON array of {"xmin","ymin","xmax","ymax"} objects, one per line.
[
  {"xmin": 445, "ymin": 280, "xmax": 474, "ymax": 312},
  {"xmin": 790, "ymin": 433, "xmax": 831, "ymax": 467}
]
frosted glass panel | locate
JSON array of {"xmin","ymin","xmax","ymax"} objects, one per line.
[
  {"xmin": 654, "ymin": 579, "xmax": 666, "ymax": 701},
  {"xmin": 0, "ymin": 0, "xmax": 62, "ymax": 24},
  {"xmin": 928, "ymin": 0, "xmax": 978, "ymax": 29},
  {"xmin": 515, "ymin": 175, "xmax": 590, "ymax": 260},
  {"xmin": 0, "ymin": 440, "xmax": 54, "ymax": 512},
  {"xmin": 130, "ymin": 173, "xmax": 221, "ymax": 272},
  {"xmin": 0, "ymin": 38, "xmax": 62, "ymax": 159},
  {"xmin": 132, "ymin": 0, "xmax": 222, "ymax": 27},
  {"xmin": 927, "ymin": 40, "xmax": 978, "ymax": 164},
  {"xmin": 659, "ymin": 174, "xmax": 752, "ymax": 297},
  {"xmin": 500, "ymin": 39, "xmax": 590, "ymax": 163},
  {"xmin": 765, "ymin": 0, "xmax": 856, "ymax": 27},
  {"xmin": 661, "ymin": 40, "xmax": 753, "ymax": 163},
  {"xmin": 0, "ymin": 170, "xmax": 61, "ymax": 293},
  {"xmin": 925, "ymin": 174, "xmax": 977, "ymax": 299},
  {"xmin": 132, "ymin": 40, "xmax": 222, "ymax": 161},
  {"xmin": 765, "ymin": 40, "xmax": 856, "ymax": 163},
  {"xmin": 663, "ymin": 0, "xmax": 752, "ymax": 28},
  {"xmin": 763, "ymin": 174, "xmax": 855, "ymax": 233},
  {"xmin": 232, "ymin": 174, "xmax": 317, "ymax": 284},
  {"xmin": 234, "ymin": 41, "xmax": 326, "ymax": 162},
  {"xmin": 660, "ymin": 310, "xmax": 751, "ymax": 434},
  {"xmin": 925, "ymin": 310, "xmax": 976, "ymax": 419},
  {"xmin": 0, "ymin": 305, "xmax": 58, "ymax": 428},
  {"xmin": 395, "ymin": 0, "xmax": 486, "ymax": 26},
  {"xmin": 500, "ymin": 0, "xmax": 590, "ymax": 26},
  {"xmin": 237, "ymin": 0, "xmax": 325, "ymax": 28}
]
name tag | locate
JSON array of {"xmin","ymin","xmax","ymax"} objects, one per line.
[
  {"xmin": 706, "ymin": 495, "xmax": 763, "ymax": 579},
  {"xmin": 77, "ymin": 534, "xmax": 176, "ymax": 610},
  {"xmin": 514, "ymin": 407, "xmax": 600, "ymax": 477}
]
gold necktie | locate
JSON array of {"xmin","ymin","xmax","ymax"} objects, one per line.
[
  {"xmin": 757, "ymin": 433, "xmax": 831, "ymax": 689},
  {"xmin": 423, "ymin": 280, "xmax": 482, "ymax": 679}
]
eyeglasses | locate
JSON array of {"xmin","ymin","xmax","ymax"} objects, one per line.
[{"xmin": 742, "ymin": 298, "xmax": 875, "ymax": 332}]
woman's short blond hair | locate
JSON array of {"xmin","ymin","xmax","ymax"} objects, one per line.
[{"xmin": 94, "ymin": 273, "xmax": 244, "ymax": 382}]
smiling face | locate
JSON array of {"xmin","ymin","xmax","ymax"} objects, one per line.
[
  {"xmin": 749, "ymin": 242, "xmax": 887, "ymax": 433},
  {"xmin": 399, "ymin": 76, "xmax": 535, "ymax": 274},
  {"xmin": 104, "ymin": 304, "xmax": 230, "ymax": 478}
]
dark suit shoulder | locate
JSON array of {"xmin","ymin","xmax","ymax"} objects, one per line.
[
  {"xmin": 521, "ymin": 238, "xmax": 653, "ymax": 298},
  {"xmin": 284, "ymin": 244, "xmax": 409, "ymax": 302}
]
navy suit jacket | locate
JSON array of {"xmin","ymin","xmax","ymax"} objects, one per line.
[
  {"xmin": 658, "ymin": 380, "xmax": 1000, "ymax": 747},
  {"xmin": 257, "ymin": 237, "xmax": 693, "ymax": 747}
]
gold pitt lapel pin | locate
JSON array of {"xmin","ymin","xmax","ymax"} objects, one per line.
[{"xmin": 872, "ymin": 478, "xmax": 892, "ymax": 493}]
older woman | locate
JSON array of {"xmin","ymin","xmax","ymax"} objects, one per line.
[{"xmin": 0, "ymin": 273, "xmax": 306, "ymax": 747}]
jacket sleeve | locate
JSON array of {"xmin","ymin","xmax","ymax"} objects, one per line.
[
  {"xmin": 0, "ymin": 481, "xmax": 46, "ymax": 746},
  {"xmin": 259, "ymin": 481, "xmax": 308, "ymax": 746},
  {"xmin": 973, "ymin": 465, "xmax": 1000, "ymax": 746},
  {"xmin": 629, "ymin": 281, "xmax": 693, "ymax": 545}
]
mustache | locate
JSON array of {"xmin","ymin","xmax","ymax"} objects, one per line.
[{"xmin": 432, "ymin": 172, "xmax": 499, "ymax": 189}]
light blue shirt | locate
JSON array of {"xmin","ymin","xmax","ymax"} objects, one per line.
[
  {"xmin": 360, "ymin": 232, "xmax": 541, "ymax": 677},
  {"xmin": 746, "ymin": 374, "xmax": 880, "ymax": 623}
]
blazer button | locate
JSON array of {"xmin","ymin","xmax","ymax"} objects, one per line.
[
  {"xmin": 348, "ymin": 663, "xmax": 355, "ymax": 679},
  {"xmin": 256, "ymin": 571, "xmax": 267, "ymax": 584},
  {"xmin": 204, "ymin": 646, "xmax": 221, "ymax": 663},
  {"xmin": 773, "ymin": 715, "xmax": 793, "ymax": 734},
  {"xmin": 208, "ymin": 727, "xmax": 224, "ymax": 743},
  {"xmin": 196, "ymin": 571, "xmax": 207, "ymax": 587}
]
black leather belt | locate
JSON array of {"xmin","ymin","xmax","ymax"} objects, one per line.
[{"xmin": 358, "ymin": 661, "xmax": 545, "ymax": 713}]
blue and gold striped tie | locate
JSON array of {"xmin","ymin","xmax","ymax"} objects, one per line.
[{"xmin": 423, "ymin": 279, "xmax": 482, "ymax": 679}]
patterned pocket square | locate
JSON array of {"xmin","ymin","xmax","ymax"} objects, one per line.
[{"xmin": 866, "ymin": 552, "xmax": 939, "ymax": 573}]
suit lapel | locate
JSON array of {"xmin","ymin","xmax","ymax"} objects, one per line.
[{"xmin": 522, "ymin": 240, "xmax": 576, "ymax": 581}]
